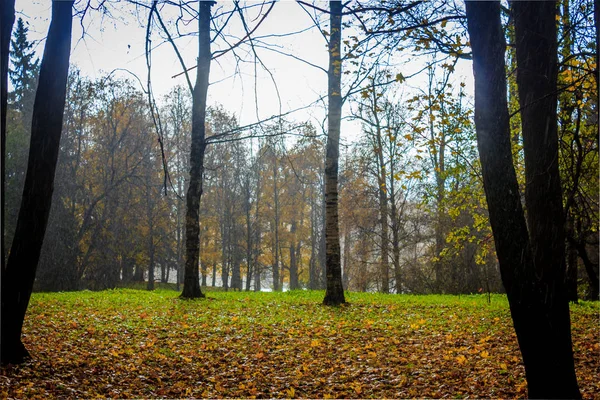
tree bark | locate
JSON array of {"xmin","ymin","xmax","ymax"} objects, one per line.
[
  {"xmin": 1, "ymin": 0, "xmax": 73, "ymax": 364},
  {"xmin": 289, "ymin": 220, "xmax": 299, "ymax": 290},
  {"xmin": 211, "ymin": 262, "xmax": 217, "ymax": 287},
  {"xmin": 513, "ymin": 3, "xmax": 580, "ymax": 396},
  {"xmin": 245, "ymin": 176, "xmax": 253, "ymax": 291},
  {"xmin": 322, "ymin": 0, "xmax": 346, "ymax": 306},
  {"xmin": 253, "ymin": 160, "xmax": 262, "ymax": 292},
  {"xmin": 181, "ymin": 0, "xmax": 213, "ymax": 299},
  {"xmin": 374, "ymin": 117, "xmax": 390, "ymax": 294},
  {"xmin": 272, "ymin": 147, "xmax": 281, "ymax": 291},
  {"xmin": 388, "ymin": 151, "xmax": 402, "ymax": 293},
  {"xmin": 465, "ymin": 2, "xmax": 580, "ymax": 398},
  {"xmin": 146, "ymin": 175, "xmax": 155, "ymax": 291}
]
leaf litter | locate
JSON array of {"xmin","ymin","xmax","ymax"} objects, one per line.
[{"xmin": 1, "ymin": 289, "xmax": 598, "ymax": 399}]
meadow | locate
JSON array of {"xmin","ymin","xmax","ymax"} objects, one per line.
[{"xmin": 1, "ymin": 289, "xmax": 598, "ymax": 399}]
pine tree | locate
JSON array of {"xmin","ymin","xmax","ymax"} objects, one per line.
[{"xmin": 9, "ymin": 17, "xmax": 39, "ymax": 110}]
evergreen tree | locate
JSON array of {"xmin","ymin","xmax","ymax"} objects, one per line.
[{"xmin": 9, "ymin": 17, "xmax": 39, "ymax": 110}]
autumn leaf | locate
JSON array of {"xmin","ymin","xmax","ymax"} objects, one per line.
[{"xmin": 2, "ymin": 290, "xmax": 597, "ymax": 399}]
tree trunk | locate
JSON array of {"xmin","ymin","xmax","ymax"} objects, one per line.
[
  {"xmin": 375, "ymin": 125, "xmax": 390, "ymax": 294},
  {"xmin": 289, "ymin": 220, "xmax": 299, "ymax": 290},
  {"xmin": 146, "ymin": 178, "xmax": 155, "ymax": 291},
  {"xmin": 427, "ymin": 69, "xmax": 447, "ymax": 293},
  {"xmin": 211, "ymin": 262, "xmax": 217, "ymax": 287},
  {"xmin": 201, "ymin": 265, "xmax": 207, "ymax": 286},
  {"xmin": 322, "ymin": 0, "xmax": 346, "ymax": 306},
  {"xmin": 1, "ymin": 0, "xmax": 15, "ymax": 275},
  {"xmin": 231, "ymin": 227, "xmax": 241, "ymax": 291},
  {"xmin": 245, "ymin": 178, "xmax": 253, "ymax": 291},
  {"xmin": 465, "ymin": 2, "xmax": 580, "ymax": 398},
  {"xmin": 342, "ymin": 227, "xmax": 351, "ymax": 290},
  {"xmin": 1, "ymin": 0, "xmax": 73, "ymax": 365},
  {"xmin": 164, "ymin": 261, "xmax": 169, "ymax": 283},
  {"xmin": 254, "ymin": 219, "xmax": 262, "ymax": 292},
  {"xmin": 272, "ymin": 149, "xmax": 281, "ymax": 291},
  {"xmin": 389, "ymin": 163, "xmax": 402, "ymax": 293},
  {"xmin": 513, "ymin": 3, "xmax": 580, "ymax": 396},
  {"xmin": 181, "ymin": 0, "xmax": 213, "ymax": 299},
  {"xmin": 253, "ymin": 163, "xmax": 262, "ymax": 292}
]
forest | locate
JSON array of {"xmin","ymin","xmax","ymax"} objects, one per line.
[{"xmin": 0, "ymin": 0, "xmax": 598, "ymax": 398}]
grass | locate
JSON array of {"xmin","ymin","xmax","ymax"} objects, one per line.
[{"xmin": 1, "ymin": 289, "xmax": 598, "ymax": 398}]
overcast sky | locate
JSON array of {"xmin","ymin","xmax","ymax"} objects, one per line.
[{"xmin": 14, "ymin": 0, "xmax": 475, "ymax": 145}]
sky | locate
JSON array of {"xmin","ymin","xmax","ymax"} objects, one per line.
[{"xmin": 13, "ymin": 0, "xmax": 475, "ymax": 145}]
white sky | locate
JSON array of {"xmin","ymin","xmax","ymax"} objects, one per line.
[{"xmin": 14, "ymin": 0, "xmax": 475, "ymax": 145}]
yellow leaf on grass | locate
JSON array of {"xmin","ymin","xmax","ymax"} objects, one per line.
[
  {"xmin": 286, "ymin": 387, "xmax": 295, "ymax": 398},
  {"xmin": 354, "ymin": 384, "xmax": 362, "ymax": 395},
  {"xmin": 456, "ymin": 355, "xmax": 467, "ymax": 365}
]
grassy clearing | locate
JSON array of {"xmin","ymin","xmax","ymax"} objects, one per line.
[{"xmin": 1, "ymin": 289, "xmax": 598, "ymax": 398}]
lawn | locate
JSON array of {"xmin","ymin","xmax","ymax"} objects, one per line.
[{"xmin": 1, "ymin": 289, "xmax": 598, "ymax": 398}]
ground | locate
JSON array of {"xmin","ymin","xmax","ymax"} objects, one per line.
[{"xmin": 1, "ymin": 289, "xmax": 598, "ymax": 398}]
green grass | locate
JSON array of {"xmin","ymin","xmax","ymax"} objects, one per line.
[{"xmin": 2, "ymin": 289, "xmax": 598, "ymax": 399}]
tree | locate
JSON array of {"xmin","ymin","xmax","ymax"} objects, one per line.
[
  {"xmin": 162, "ymin": 85, "xmax": 192, "ymax": 290},
  {"xmin": 181, "ymin": 0, "xmax": 214, "ymax": 299},
  {"xmin": 1, "ymin": 0, "xmax": 74, "ymax": 364},
  {"xmin": 3, "ymin": 17, "xmax": 40, "ymax": 264},
  {"xmin": 322, "ymin": 0, "xmax": 346, "ymax": 306},
  {"xmin": 1, "ymin": 0, "xmax": 16, "ymax": 276},
  {"xmin": 555, "ymin": 0, "xmax": 599, "ymax": 301},
  {"xmin": 9, "ymin": 17, "xmax": 39, "ymax": 111},
  {"xmin": 465, "ymin": 1, "xmax": 580, "ymax": 397}
]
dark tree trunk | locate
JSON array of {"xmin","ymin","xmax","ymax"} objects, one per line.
[
  {"xmin": 289, "ymin": 220, "xmax": 299, "ymax": 290},
  {"xmin": 221, "ymin": 234, "xmax": 229, "ymax": 291},
  {"xmin": 134, "ymin": 264, "xmax": 144, "ymax": 282},
  {"xmin": 272, "ymin": 150, "xmax": 280, "ymax": 291},
  {"xmin": 211, "ymin": 262, "xmax": 216, "ymax": 287},
  {"xmin": 122, "ymin": 257, "xmax": 134, "ymax": 283},
  {"xmin": 342, "ymin": 227, "xmax": 350, "ymax": 290},
  {"xmin": 231, "ymin": 260, "xmax": 241, "ymax": 291},
  {"xmin": 1, "ymin": 1, "xmax": 73, "ymax": 365},
  {"xmin": 231, "ymin": 233, "xmax": 241, "ymax": 291},
  {"xmin": 254, "ymin": 222, "xmax": 261, "ymax": 292},
  {"xmin": 181, "ymin": 0, "xmax": 214, "ymax": 299},
  {"xmin": 253, "ymin": 168, "xmax": 262, "ymax": 292},
  {"xmin": 201, "ymin": 264, "xmax": 207, "ymax": 287},
  {"xmin": 146, "ymin": 180, "xmax": 155, "ymax": 291},
  {"xmin": 465, "ymin": 2, "xmax": 580, "ymax": 398},
  {"xmin": 147, "ymin": 249, "xmax": 155, "ymax": 290},
  {"xmin": 322, "ymin": 0, "xmax": 346, "ymax": 306},
  {"xmin": 374, "ymin": 121, "xmax": 390, "ymax": 294},
  {"xmin": 513, "ymin": 3, "xmax": 580, "ymax": 397},
  {"xmin": 245, "ymin": 178, "xmax": 253, "ymax": 292},
  {"xmin": 389, "ymin": 173, "xmax": 402, "ymax": 293},
  {"xmin": 1, "ymin": 0, "xmax": 15, "ymax": 275}
]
